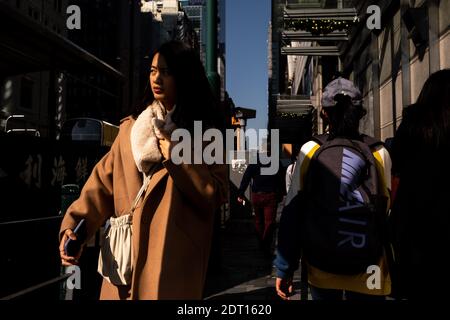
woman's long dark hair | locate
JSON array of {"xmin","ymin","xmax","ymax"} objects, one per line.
[
  {"xmin": 322, "ymin": 94, "xmax": 367, "ymax": 140},
  {"xmin": 402, "ymin": 69, "xmax": 450, "ymax": 148},
  {"xmin": 134, "ymin": 41, "xmax": 225, "ymax": 132}
]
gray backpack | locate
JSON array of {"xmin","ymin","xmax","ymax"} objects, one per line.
[{"xmin": 302, "ymin": 134, "xmax": 389, "ymax": 275}]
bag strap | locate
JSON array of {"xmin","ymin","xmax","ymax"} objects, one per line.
[
  {"xmin": 360, "ymin": 134, "xmax": 384, "ymax": 149},
  {"xmin": 311, "ymin": 133, "xmax": 329, "ymax": 146},
  {"xmin": 130, "ymin": 163, "xmax": 159, "ymax": 216},
  {"xmin": 312, "ymin": 133, "xmax": 384, "ymax": 150}
]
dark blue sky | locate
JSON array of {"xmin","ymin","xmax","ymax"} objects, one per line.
[{"xmin": 226, "ymin": 0, "xmax": 271, "ymax": 132}]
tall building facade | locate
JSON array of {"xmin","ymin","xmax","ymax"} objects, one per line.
[
  {"xmin": 1, "ymin": 0, "xmax": 201, "ymax": 138},
  {"xmin": 0, "ymin": 0, "xmax": 69, "ymax": 137}
]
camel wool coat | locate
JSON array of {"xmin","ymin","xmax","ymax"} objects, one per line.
[{"xmin": 59, "ymin": 116, "xmax": 228, "ymax": 299}]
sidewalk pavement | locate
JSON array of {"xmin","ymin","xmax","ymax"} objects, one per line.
[{"xmin": 203, "ymin": 212, "xmax": 306, "ymax": 300}]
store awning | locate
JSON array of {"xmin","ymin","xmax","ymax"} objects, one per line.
[
  {"xmin": 284, "ymin": 8, "xmax": 358, "ymax": 20},
  {"xmin": 275, "ymin": 95, "xmax": 313, "ymax": 116},
  {"xmin": 282, "ymin": 30, "xmax": 349, "ymax": 42},
  {"xmin": 281, "ymin": 46, "xmax": 340, "ymax": 56}
]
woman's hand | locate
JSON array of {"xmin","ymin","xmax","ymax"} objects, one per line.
[
  {"xmin": 158, "ymin": 137, "xmax": 172, "ymax": 160},
  {"xmin": 59, "ymin": 229, "xmax": 84, "ymax": 266}
]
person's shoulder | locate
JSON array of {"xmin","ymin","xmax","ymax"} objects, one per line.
[
  {"xmin": 373, "ymin": 144, "xmax": 390, "ymax": 157},
  {"xmin": 369, "ymin": 141, "xmax": 391, "ymax": 166},
  {"xmin": 120, "ymin": 115, "xmax": 133, "ymax": 124},
  {"xmin": 358, "ymin": 134, "xmax": 385, "ymax": 150},
  {"xmin": 403, "ymin": 103, "xmax": 421, "ymax": 116},
  {"xmin": 111, "ymin": 116, "xmax": 135, "ymax": 143},
  {"xmin": 119, "ymin": 115, "xmax": 135, "ymax": 129},
  {"xmin": 300, "ymin": 140, "xmax": 320, "ymax": 154},
  {"xmin": 303, "ymin": 140, "xmax": 320, "ymax": 147},
  {"xmin": 401, "ymin": 103, "xmax": 424, "ymax": 126}
]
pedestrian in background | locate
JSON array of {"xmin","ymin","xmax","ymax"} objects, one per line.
[
  {"xmin": 237, "ymin": 154, "xmax": 285, "ymax": 257},
  {"xmin": 389, "ymin": 69, "xmax": 450, "ymax": 299},
  {"xmin": 59, "ymin": 40, "xmax": 228, "ymax": 300},
  {"xmin": 285, "ymin": 152, "xmax": 298, "ymax": 194}
]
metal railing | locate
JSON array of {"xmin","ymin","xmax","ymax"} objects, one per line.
[
  {"xmin": 0, "ymin": 215, "xmax": 76, "ymax": 300},
  {"xmin": 6, "ymin": 128, "xmax": 41, "ymax": 137},
  {"xmin": 0, "ymin": 272, "xmax": 72, "ymax": 300},
  {"xmin": 0, "ymin": 215, "xmax": 62, "ymax": 226}
]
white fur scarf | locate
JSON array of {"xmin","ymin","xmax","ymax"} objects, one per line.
[{"xmin": 130, "ymin": 100, "xmax": 177, "ymax": 174}]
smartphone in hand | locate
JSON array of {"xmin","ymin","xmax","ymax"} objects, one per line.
[{"xmin": 64, "ymin": 219, "xmax": 86, "ymax": 256}]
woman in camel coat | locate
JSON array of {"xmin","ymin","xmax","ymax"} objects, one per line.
[{"xmin": 59, "ymin": 41, "xmax": 228, "ymax": 300}]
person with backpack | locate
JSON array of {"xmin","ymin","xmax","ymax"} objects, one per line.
[{"xmin": 274, "ymin": 77, "xmax": 392, "ymax": 300}]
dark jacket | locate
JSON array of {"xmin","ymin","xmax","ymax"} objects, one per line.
[
  {"xmin": 390, "ymin": 104, "xmax": 450, "ymax": 298},
  {"xmin": 237, "ymin": 162, "xmax": 285, "ymax": 200}
]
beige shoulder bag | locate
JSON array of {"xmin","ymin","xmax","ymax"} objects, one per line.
[{"xmin": 97, "ymin": 166, "xmax": 157, "ymax": 286}]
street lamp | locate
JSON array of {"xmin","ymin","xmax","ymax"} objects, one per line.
[{"xmin": 4, "ymin": 114, "xmax": 25, "ymax": 133}]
